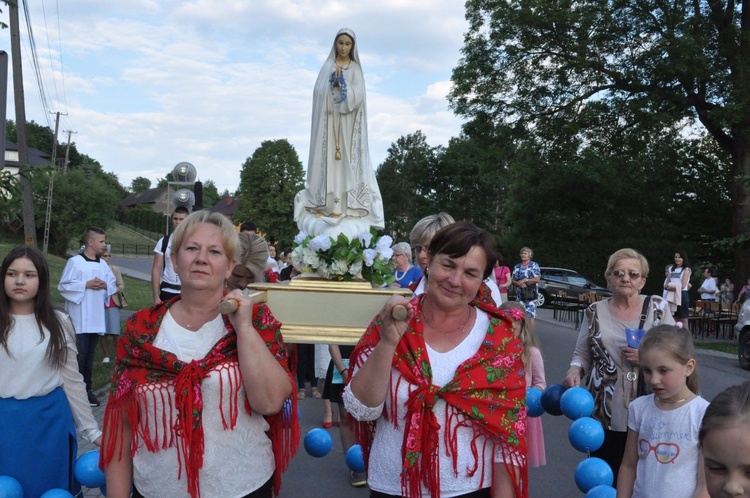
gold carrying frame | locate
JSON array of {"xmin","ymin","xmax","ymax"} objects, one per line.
[{"xmin": 245, "ymin": 279, "xmax": 412, "ymax": 345}]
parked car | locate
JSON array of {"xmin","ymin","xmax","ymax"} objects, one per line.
[
  {"xmin": 533, "ymin": 267, "xmax": 612, "ymax": 307},
  {"xmin": 734, "ymin": 301, "xmax": 750, "ymax": 370}
]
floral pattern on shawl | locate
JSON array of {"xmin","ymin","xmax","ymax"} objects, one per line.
[
  {"xmin": 100, "ymin": 297, "xmax": 298, "ymax": 498},
  {"xmin": 349, "ymin": 294, "xmax": 528, "ymax": 498}
]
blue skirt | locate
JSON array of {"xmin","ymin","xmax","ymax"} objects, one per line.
[{"xmin": 0, "ymin": 386, "xmax": 80, "ymax": 498}]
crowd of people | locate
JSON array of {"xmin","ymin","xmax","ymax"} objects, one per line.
[{"xmin": 2, "ymin": 214, "xmax": 750, "ymax": 497}]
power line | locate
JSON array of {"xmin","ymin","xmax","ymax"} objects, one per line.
[
  {"xmin": 40, "ymin": 0, "xmax": 62, "ymax": 111},
  {"xmin": 19, "ymin": 0, "xmax": 53, "ymax": 127}
]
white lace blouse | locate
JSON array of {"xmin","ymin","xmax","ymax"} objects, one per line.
[{"xmin": 344, "ymin": 311, "xmax": 505, "ymax": 497}]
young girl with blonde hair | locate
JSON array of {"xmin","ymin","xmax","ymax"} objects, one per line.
[
  {"xmin": 501, "ymin": 300, "xmax": 546, "ymax": 467},
  {"xmin": 617, "ymin": 324, "xmax": 708, "ymax": 497}
]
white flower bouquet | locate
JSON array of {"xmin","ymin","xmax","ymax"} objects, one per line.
[{"xmin": 291, "ymin": 228, "xmax": 395, "ymax": 286}]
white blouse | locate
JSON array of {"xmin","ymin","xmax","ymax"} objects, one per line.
[
  {"xmin": 0, "ymin": 312, "xmax": 101, "ymax": 442},
  {"xmin": 344, "ymin": 311, "xmax": 505, "ymax": 497},
  {"xmin": 132, "ymin": 311, "xmax": 275, "ymax": 498}
]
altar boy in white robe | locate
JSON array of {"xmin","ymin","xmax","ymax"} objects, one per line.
[{"xmin": 58, "ymin": 226, "xmax": 116, "ymax": 407}]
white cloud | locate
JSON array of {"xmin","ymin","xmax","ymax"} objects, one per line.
[{"xmin": 0, "ymin": 2, "xmax": 467, "ymax": 193}]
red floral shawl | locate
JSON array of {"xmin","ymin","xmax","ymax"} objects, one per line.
[
  {"xmin": 100, "ymin": 297, "xmax": 299, "ymax": 498},
  {"xmin": 349, "ymin": 294, "xmax": 528, "ymax": 498}
]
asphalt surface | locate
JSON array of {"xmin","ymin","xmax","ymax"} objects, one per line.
[{"xmin": 78, "ymin": 256, "xmax": 750, "ymax": 497}]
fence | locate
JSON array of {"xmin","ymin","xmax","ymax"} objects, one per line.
[{"xmin": 108, "ymin": 242, "xmax": 155, "ymax": 256}]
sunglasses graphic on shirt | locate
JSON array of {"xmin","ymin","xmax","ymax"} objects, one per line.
[{"xmin": 638, "ymin": 439, "xmax": 680, "ymax": 464}]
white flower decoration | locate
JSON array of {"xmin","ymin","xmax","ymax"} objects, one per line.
[
  {"xmin": 363, "ymin": 248, "xmax": 377, "ymax": 266},
  {"xmin": 310, "ymin": 234, "xmax": 332, "ymax": 252},
  {"xmin": 294, "ymin": 231, "xmax": 309, "ymax": 245},
  {"xmin": 357, "ymin": 232, "xmax": 373, "ymax": 247}
]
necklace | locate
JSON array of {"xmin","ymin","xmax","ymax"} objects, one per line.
[
  {"xmin": 422, "ymin": 304, "xmax": 472, "ymax": 335},
  {"xmin": 657, "ymin": 393, "xmax": 695, "ymax": 404},
  {"xmin": 395, "ymin": 265, "xmax": 411, "ymax": 282}
]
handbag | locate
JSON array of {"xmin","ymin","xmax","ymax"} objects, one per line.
[
  {"xmin": 520, "ymin": 284, "xmax": 538, "ymax": 302},
  {"xmin": 118, "ymin": 290, "xmax": 129, "ymax": 309}
]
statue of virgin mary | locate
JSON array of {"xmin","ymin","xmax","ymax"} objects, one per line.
[{"xmin": 294, "ymin": 28, "xmax": 385, "ymax": 240}]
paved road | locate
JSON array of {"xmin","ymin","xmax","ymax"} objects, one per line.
[{"xmin": 81, "ymin": 259, "xmax": 750, "ymax": 496}]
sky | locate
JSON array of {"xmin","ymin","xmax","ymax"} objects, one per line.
[{"xmin": 0, "ymin": 1, "xmax": 468, "ymax": 195}]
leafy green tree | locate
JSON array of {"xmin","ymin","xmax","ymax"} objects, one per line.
[
  {"xmin": 376, "ymin": 131, "xmax": 438, "ymax": 242},
  {"xmin": 130, "ymin": 176, "xmax": 152, "ymax": 192},
  {"xmin": 30, "ymin": 169, "xmax": 120, "ymax": 255},
  {"xmin": 451, "ymin": 0, "xmax": 750, "ymax": 278},
  {"xmin": 234, "ymin": 139, "xmax": 304, "ymax": 247},
  {"xmin": 201, "ymin": 179, "xmax": 220, "ymax": 210}
]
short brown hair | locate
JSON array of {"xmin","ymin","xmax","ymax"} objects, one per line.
[{"xmin": 428, "ymin": 221, "xmax": 497, "ymax": 280}]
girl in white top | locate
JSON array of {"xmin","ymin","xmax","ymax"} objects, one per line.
[
  {"xmin": 617, "ymin": 325, "xmax": 709, "ymax": 498},
  {"xmin": 0, "ymin": 245, "xmax": 101, "ymax": 497}
]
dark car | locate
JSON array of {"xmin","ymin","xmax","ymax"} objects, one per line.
[{"xmin": 534, "ymin": 267, "xmax": 612, "ymax": 307}]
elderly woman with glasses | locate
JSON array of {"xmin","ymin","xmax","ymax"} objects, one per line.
[
  {"xmin": 409, "ymin": 213, "xmax": 502, "ymax": 304},
  {"xmin": 390, "ymin": 242, "xmax": 422, "ymax": 289},
  {"xmin": 563, "ymin": 248, "xmax": 674, "ymax": 484}
]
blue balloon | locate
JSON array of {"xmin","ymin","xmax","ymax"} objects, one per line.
[
  {"xmin": 99, "ymin": 483, "xmax": 107, "ymax": 497},
  {"xmin": 569, "ymin": 417, "xmax": 605, "ymax": 453},
  {"xmin": 0, "ymin": 476, "xmax": 22, "ymax": 498},
  {"xmin": 40, "ymin": 490, "xmax": 74, "ymax": 498},
  {"xmin": 345, "ymin": 444, "xmax": 366, "ymax": 472},
  {"xmin": 541, "ymin": 384, "xmax": 566, "ymax": 416},
  {"xmin": 74, "ymin": 450, "xmax": 106, "ymax": 488},
  {"xmin": 304, "ymin": 428, "xmax": 333, "ymax": 458},
  {"xmin": 526, "ymin": 387, "xmax": 545, "ymax": 417},
  {"xmin": 561, "ymin": 386, "xmax": 595, "ymax": 420},
  {"xmin": 574, "ymin": 457, "xmax": 614, "ymax": 493},
  {"xmin": 585, "ymin": 484, "xmax": 617, "ymax": 498}
]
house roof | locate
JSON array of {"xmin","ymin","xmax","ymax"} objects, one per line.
[
  {"xmin": 119, "ymin": 187, "xmax": 168, "ymax": 209},
  {"xmin": 211, "ymin": 196, "xmax": 239, "ymax": 216},
  {"xmin": 3, "ymin": 140, "xmax": 52, "ymax": 168}
]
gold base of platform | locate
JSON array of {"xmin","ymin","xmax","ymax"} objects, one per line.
[{"xmin": 247, "ymin": 279, "xmax": 411, "ymax": 344}]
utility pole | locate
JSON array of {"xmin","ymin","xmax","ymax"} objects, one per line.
[
  {"xmin": 9, "ymin": 0, "xmax": 36, "ymax": 246},
  {"xmin": 63, "ymin": 130, "xmax": 76, "ymax": 173},
  {"xmin": 42, "ymin": 111, "xmax": 66, "ymax": 255}
]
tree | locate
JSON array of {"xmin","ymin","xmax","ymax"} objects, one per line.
[
  {"xmin": 451, "ymin": 0, "xmax": 750, "ymax": 278},
  {"xmin": 376, "ymin": 131, "xmax": 438, "ymax": 241},
  {"xmin": 234, "ymin": 139, "xmax": 304, "ymax": 247},
  {"xmin": 130, "ymin": 176, "xmax": 152, "ymax": 192},
  {"xmin": 201, "ymin": 179, "xmax": 220, "ymax": 210},
  {"xmin": 29, "ymin": 169, "xmax": 120, "ymax": 255}
]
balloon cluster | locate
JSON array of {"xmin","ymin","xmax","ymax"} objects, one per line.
[
  {"xmin": 0, "ymin": 450, "xmax": 106, "ymax": 498},
  {"xmin": 527, "ymin": 384, "xmax": 616, "ymax": 496}
]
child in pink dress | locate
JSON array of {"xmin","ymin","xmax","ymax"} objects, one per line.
[{"xmin": 501, "ymin": 301, "xmax": 547, "ymax": 467}]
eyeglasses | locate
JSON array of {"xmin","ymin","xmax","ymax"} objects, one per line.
[
  {"xmin": 610, "ymin": 269, "xmax": 642, "ymax": 279},
  {"xmin": 413, "ymin": 246, "xmax": 428, "ymax": 255}
]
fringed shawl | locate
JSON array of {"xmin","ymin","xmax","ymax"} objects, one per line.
[
  {"xmin": 100, "ymin": 297, "xmax": 298, "ymax": 498},
  {"xmin": 349, "ymin": 294, "xmax": 528, "ymax": 498}
]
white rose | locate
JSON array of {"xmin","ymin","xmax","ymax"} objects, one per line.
[
  {"xmin": 375, "ymin": 235, "xmax": 393, "ymax": 252},
  {"xmin": 348, "ymin": 260, "xmax": 363, "ymax": 276},
  {"xmin": 332, "ymin": 259, "xmax": 349, "ymax": 275},
  {"xmin": 363, "ymin": 248, "xmax": 377, "ymax": 266},
  {"xmin": 310, "ymin": 234, "xmax": 332, "ymax": 252},
  {"xmin": 357, "ymin": 232, "xmax": 373, "ymax": 247},
  {"xmin": 294, "ymin": 231, "xmax": 309, "ymax": 245},
  {"xmin": 303, "ymin": 247, "xmax": 321, "ymax": 267}
]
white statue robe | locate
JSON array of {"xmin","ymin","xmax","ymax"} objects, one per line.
[
  {"xmin": 295, "ymin": 28, "xmax": 384, "ymax": 239},
  {"xmin": 58, "ymin": 254, "xmax": 116, "ymax": 335}
]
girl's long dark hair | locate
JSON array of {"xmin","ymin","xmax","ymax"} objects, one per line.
[{"xmin": 0, "ymin": 246, "xmax": 66, "ymax": 368}]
